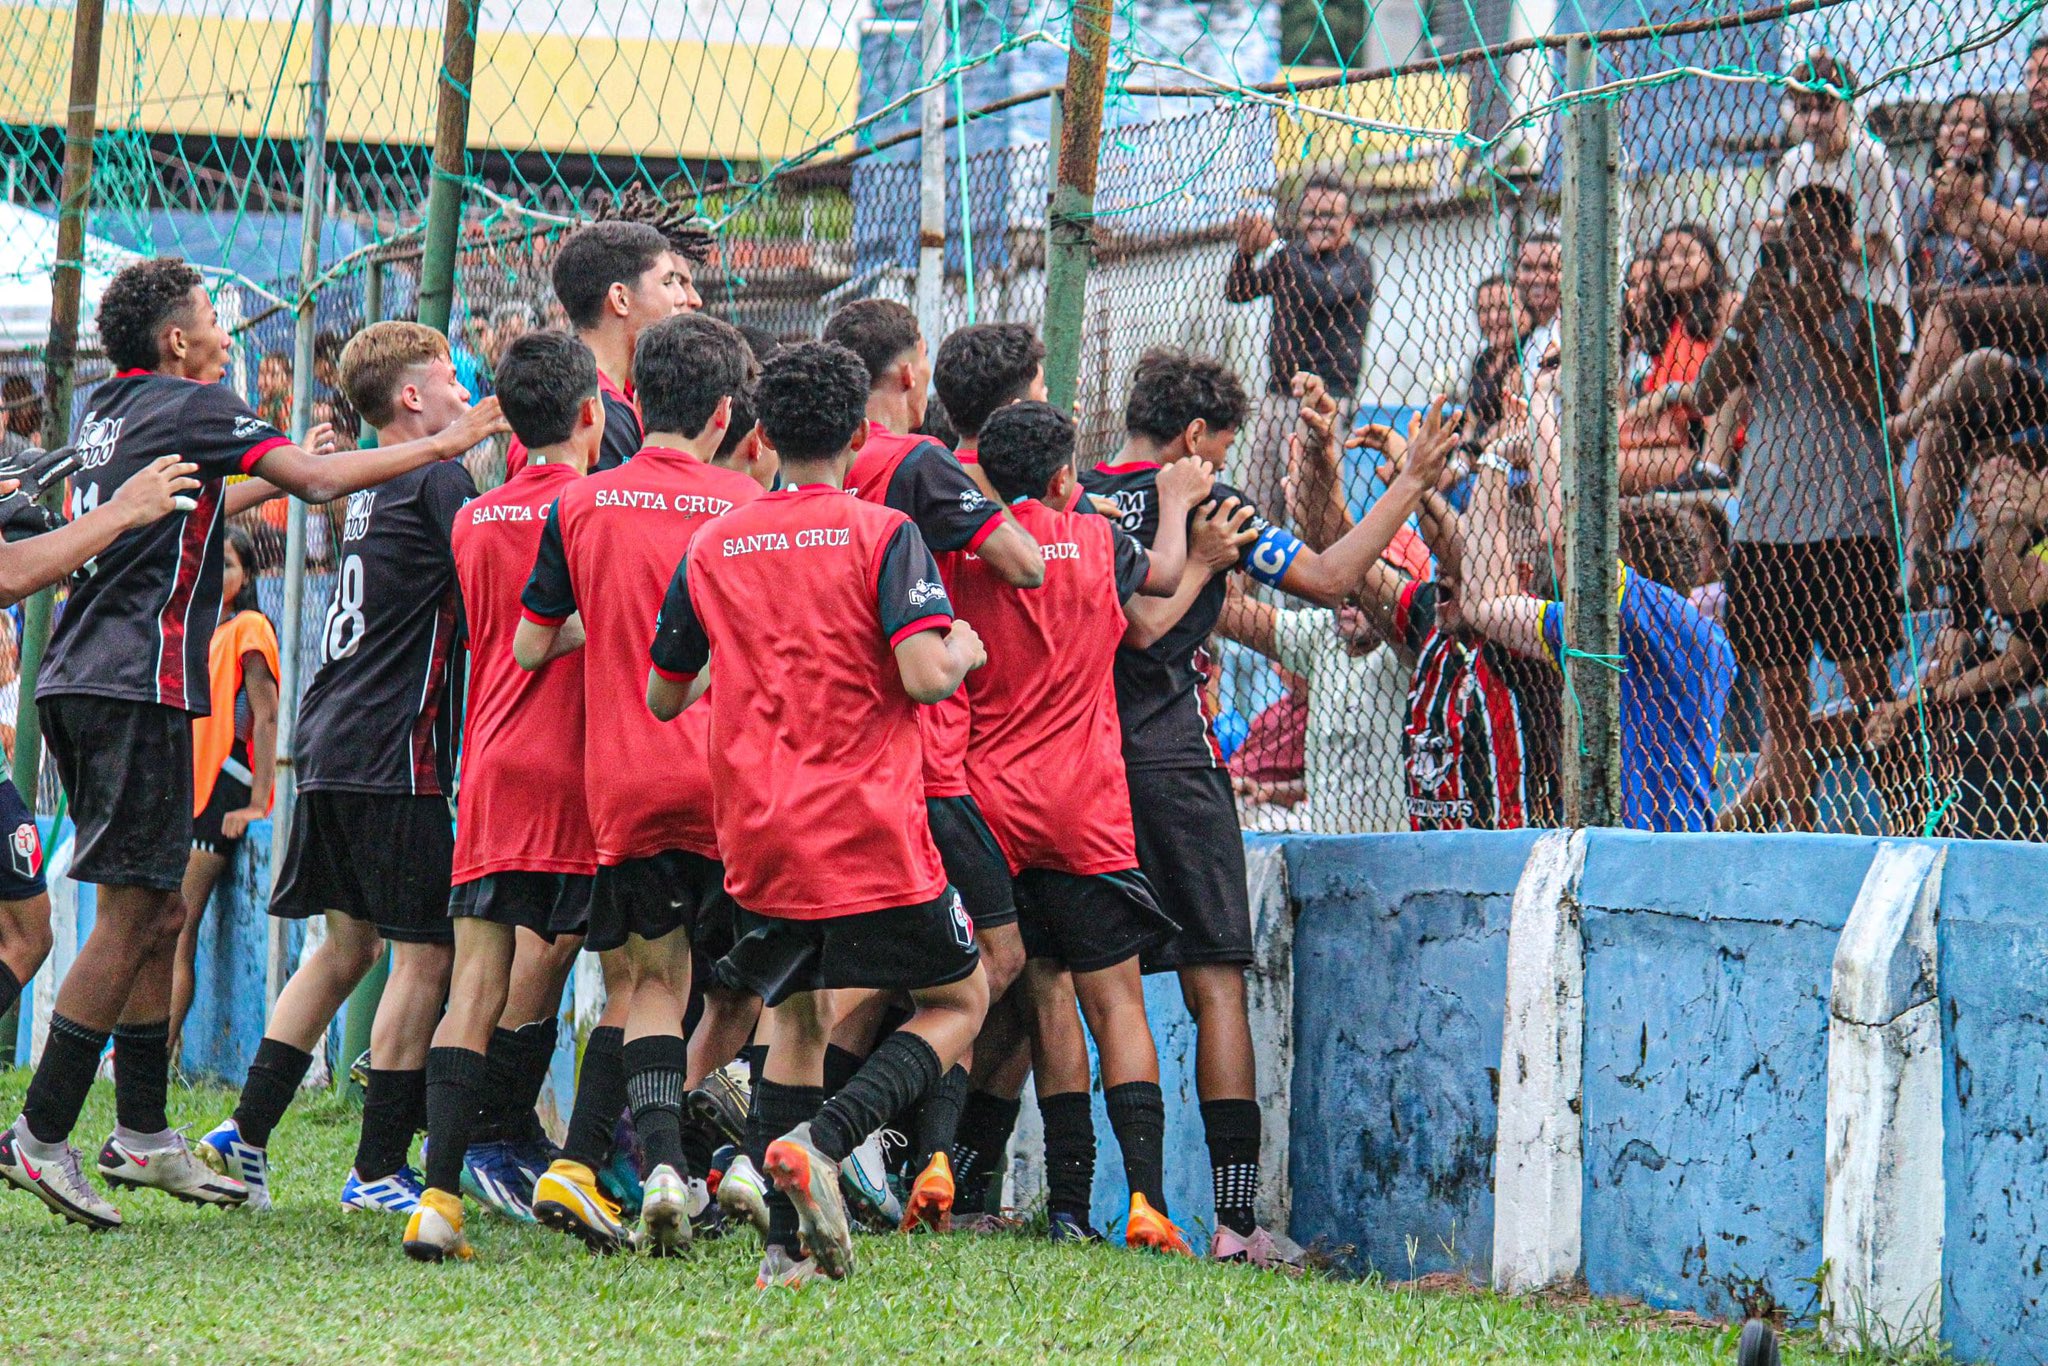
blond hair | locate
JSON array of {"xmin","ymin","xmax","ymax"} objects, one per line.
[{"xmin": 338, "ymin": 321, "xmax": 450, "ymax": 428}]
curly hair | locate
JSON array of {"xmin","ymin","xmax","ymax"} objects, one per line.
[
  {"xmin": 98, "ymin": 257, "xmax": 204, "ymax": 373},
  {"xmin": 978, "ymin": 401, "xmax": 1074, "ymax": 504},
  {"xmin": 754, "ymin": 341, "xmax": 871, "ymax": 464},
  {"xmin": 597, "ymin": 183, "xmax": 715, "ymax": 266},
  {"xmin": 933, "ymin": 323, "xmax": 1045, "ymax": 438},
  {"xmin": 1122, "ymin": 347, "xmax": 1248, "ymax": 444}
]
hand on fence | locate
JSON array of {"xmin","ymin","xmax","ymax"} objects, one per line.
[
  {"xmin": 1398, "ymin": 397, "xmax": 1456, "ymax": 494},
  {"xmin": 1235, "ymin": 211, "xmax": 1278, "ymax": 256},
  {"xmin": 1290, "ymin": 371, "xmax": 1338, "ymax": 442}
]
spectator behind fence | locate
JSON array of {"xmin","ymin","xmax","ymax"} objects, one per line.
[
  {"xmin": 1622, "ymin": 254, "xmax": 1660, "ymax": 393},
  {"xmin": 1459, "ymin": 274, "xmax": 1524, "ymax": 454},
  {"xmin": 1764, "ymin": 48, "xmax": 1911, "ymax": 344},
  {"xmin": 1514, "ymin": 232, "xmax": 1563, "ymax": 391},
  {"xmin": 1464, "ymin": 366, "xmax": 1734, "ymax": 833},
  {"xmin": 1638, "ymin": 183, "xmax": 1906, "ymax": 832},
  {"xmin": 0, "ymin": 375, "xmax": 41, "ymax": 463},
  {"xmin": 1226, "ymin": 175, "xmax": 1373, "ymax": 522},
  {"xmin": 1224, "ymin": 665, "xmax": 1310, "ymax": 830},
  {"xmin": 1622, "ymin": 225, "xmax": 1746, "ymax": 494},
  {"xmin": 256, "ymin": 349, "xmax": 292, "ymax": 432},
  {"xmin": 1906, "ymin": 91, "xmax": 2007, "ymax": 292}
]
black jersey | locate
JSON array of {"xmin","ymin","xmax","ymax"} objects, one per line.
[
  {"xmin": 1077, "ymin": 459, "xmax": 1306, "ymax": 771},
  {"xmin": 294, "ymin": 459, "xmax": 476, "ymax": 796},
  {"xmin": 40, "ymin": 370, "xmax": 289, "ymax": 712}
]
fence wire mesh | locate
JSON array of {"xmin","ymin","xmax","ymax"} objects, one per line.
[{"xmin": 2, "ymin": 0, "xmax": 2045, "ymax": 835}]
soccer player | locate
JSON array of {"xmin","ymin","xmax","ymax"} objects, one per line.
[
  {"xmin": 647, "ymin": 340, "xmax": 990, "ymax": 1287},
  {"xmin": 0, "ymin": 258, "xmax": 502, "ymax": 1231},
  {"xmin": 1077, "ymin": 347, "xmax": 1445, "ymax": 1265},
  {"xmin": 201, "ymin": 322, "xmax": 485, "ymax": 1215},
  {"xmin": 402, "ymin": 331, "xmax": 602, "ymax": 1262},
  {"xmin": 822, "ymin": 300, "xmax": 1042, "ymax": 1223},
  {"xmin": 953, "ymin": 400, "xmax": 1213, "ymax": 1253},
  {"xmin": 513, "ymin": 313, "xmax": 765, "ymax": 1256}
]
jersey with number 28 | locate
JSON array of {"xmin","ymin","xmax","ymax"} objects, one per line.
[{"xmin": 293, "ymin": 459, "xmax": 476, "ymax": 795}]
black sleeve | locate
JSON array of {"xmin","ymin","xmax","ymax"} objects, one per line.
[
  {"xmin": 649, "ymin": 555, "xmax": 711, "ymax": 680},
  {"xmin": 876, "ymin": 520, "xmax": 954, "ymax": 645},
  {"xmin": 520, "ymin": 500, "xmax": 577, "ymax": 623},
  {"xmin": 1398, "ymin": 579, "xmax": 1440, "ymax": 655},
  {"xmin": 595, "ymin": 394, "xmax": 642, "ymax": 473},
  {"xmin": 423, "ymin": 460, "xmax": 479, "ymax": 542},
  {"xmin": 182, "ymin": 383, "xmax": 290, "ymax": 478},
  {"xmin": 888, "ymin": 444, "xmax": 1003, "ymax": 553},
  {"xmin": 1110, "ymin": 524, "xmax": 1151, "ymax": 603}
]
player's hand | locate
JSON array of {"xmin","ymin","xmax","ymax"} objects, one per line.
[
  {"xmin": 448, "ymin": 396, "xmax": 510, "ymax": 450},
  {"xmin": 948, "ymin": 618, "xmax": 987, "ymax": 672},
  {"xmin": 1290, "ymin": 371, "xmax": 1338, "ymax": 441},
  {"xmin": 1192, "ymin": 496, "xmax": 1257, "ymax": 571},
  {"xmin": 303, "ymin": 421, "xmax": 341, "ymax": 458},
  {"xmin": 1235, "ymin": 211, "xmax": 1278, "ymax": 255},
  {"xmin": 1347, "ymin": 422, "xmax": 1407, "ymax": 463},
  {"xmin": 1397, "ymin": 396, "xmax": 1454, "ymax": 493},
  {"xmin": 111, "ymin": 455, "xmax": 202, "ymax": 524},
  {"xmin": 221, "ymin": 806, "xmax": 264, "ymax": 840},
  {"xmin": 1087, "ymin": 494, "xmax": 1120, "ymax": 518},
  {"xmin": 1155, "ymin": 455, "xmax": 1215, "ymax": 511}
]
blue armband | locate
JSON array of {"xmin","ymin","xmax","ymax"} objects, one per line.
[{"xmin": 1243, "ymin": 523, "xmax": 1305, "ymax": 587}]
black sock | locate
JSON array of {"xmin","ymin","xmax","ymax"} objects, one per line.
[
  {"xmin": 1038, "ymin": 1091, "xmax": 1095, "ymax": 1223},
  {"xmin": 1105, "ymin": 1081, "xmax": 1168, "ymax": 1214},
  {"xmin": 911, "ymin": 1064, "xmax": 969, "ymax": 1173},
  {"xmin": 951, "ymin": 1090, "xmax": 1022, "ymax": 1213},
  {"xmin": 822, "ymin": 1043, "xmax": 864, "ymax": 1099},
  {"xmin": 623, "ymin": 1034, "xmax": 688, "ymax": 1176},
  {"xmin": 353, "ymin": 1069, "xmax": 423, "ymax": 1180},
  {"xmin": 507, "ymin": 1017, "xmax": 558, "ymax": 1145},
  {"xmin": 562, "ymin": 1026, "xmax": 625, "ymax": 1169},
  {"xmin": 423, "ymin": 1047, "xmax": 487, "ymax": 1195},
  {"xmin": 0, "ymin": 963, "xmax": 20, "ymax": 1023},
  {"xmin": 111, "ymin": 1019, "xmax": 171, "ymax": 1135},
  {"xmin": 21, "ymin": 1013, "xmax": 109, "ymax": 1145},
  {"xmin": 809, "ymin": 1032, "xmax": 941, "ymax": 1164},
  {"xmin": 472, "ymin": 1028, "xmax": 523, "ymax": 1145},
  {"xmin": 232, "ymin": 1037, "xmax": 314, "ymax": 1149},
  {"xmin": 753, "ymin": 1079, "xmax": 822, "ymax": 1256},
  {"xmin": 742, "ymin": 1042, "xmax": 767, "ymax": 1093},
  {"xmin": 1200, "ymin": 1098, "xmax": 1262, "ymax": 1236}
]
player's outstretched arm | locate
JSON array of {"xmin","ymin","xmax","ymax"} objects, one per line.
[
  {"xmin": 896, "ymin": 619, "xmax": 985, "ymax": 704},
  {"xmin": 1214, "ymin": 573, "xmax": 1280, "ymax": 661},
  {"xmin": 1139, "ymin": 456, "xmax": 1214, "ymax": 595},
  {"xmin": 250, "ymin": 400, "xmax": 507, "ymax": 505},
  {"xmin": 1123, "ymin": 498, "xmax": 1256, "ymax": 648},
  {"xmin": 1275, "ymin": 396, "xmax": 1452, "ymax": 608},
  {"xmin": 513, "ymin": 614, "xmax": 584, "ymax": 672},
  {"xmin": 0, "ymin": 455, "xmax": 199, "ymax": 607},
  {"xmin": 225, "ymin": 422, "xmax": 339, "ymax": 517},
  {"xmin": 1457, "ymin": 452, "xmax": 1549, "ymax": 661}
]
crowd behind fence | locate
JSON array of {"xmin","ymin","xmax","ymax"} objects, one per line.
[{"xmin": 3, "ymin": 2, "xmax": 2047, "ymax": 839}]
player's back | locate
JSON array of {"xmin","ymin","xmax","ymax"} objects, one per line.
[
  {"xmin": 548, "ymin": 446, "xmax": 760, "ymax": 862},
  {"xmin": 678, "ymin": 485, "xmax": 947, "ymax": 918},
  {"xmin": 295, "ymin": 458, "xmax": 476, "ymax": 796},
  {"xmin": 953, "ymin": 497, "xmax": 1140, "ymax": 874},
  {"xmin": 450, "ymin": 459, "xmax": 593, "ymax": 880}
]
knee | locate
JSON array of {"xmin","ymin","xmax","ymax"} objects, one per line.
[
  {"xmin": 328, "ymin": 932, "xmax": 383, "ymax": 984},
  {"xmin": 1180, "ymin": 967, "xmax": 1246, "ymax": 1024},
  {"xmin": 0, "ymin": 898, "xmax": 53, "ymax": 973},
  {"xmin": 978, "ymin": 930, "xmax": 1025, "ymax": 999},
  {"xmin": 147, "ymin": 894, "xmax": 188, "ymax": 954},
  {"xmin": 392, "ymin": 942, "xmax": 453, "ymax": 991}
]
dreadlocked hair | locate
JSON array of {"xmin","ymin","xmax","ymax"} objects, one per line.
[{"xmin": 598, "ymin": 184, "xmax": 715, "ymax": 265}]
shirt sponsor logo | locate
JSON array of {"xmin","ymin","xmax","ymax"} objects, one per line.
[
  {"xmin": 74, "ymin": 413, "xmax": 123, "ymax": 470},
  {"xmin": 594, "ymin": 489, "xmax": 734, "ymax": 516},
  {"xmin": 1112, "ymin": 489, "xmax": 1146, "ymax": 532},
  {"xmin": 468, "ymin": 503, "xmax": 537, "ymax": 524},
  {"xmin": 959, "ymin": 488, "xmax": 987, "ymax": 511},
  {"xmin": 231, "ymin": 414, "xmax": 271, "ymax": 440},
  {"xmin": 909, "ymin": 579, "xmax": 946, "ymax": 607},
  {"xmin": 342, "ymin": 489, "xmax": 376, "ymax": 540}
]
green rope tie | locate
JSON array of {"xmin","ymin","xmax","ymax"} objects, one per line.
[{"xmin": 1560, "ymin": 646, "xmax": 1628, "ymax": 757}]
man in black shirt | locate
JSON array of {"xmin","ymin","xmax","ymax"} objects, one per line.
[
  {"xmin": 198, "ymin": 321, "xmax": 483, "ymax": 1218},
  {"xmin": 1225, "ymin": 175, "xmax": 1374, "ymax": 521},
  {"xmin": 0, "ymin": 258, "xmax": 503, "ymax": 1232}
]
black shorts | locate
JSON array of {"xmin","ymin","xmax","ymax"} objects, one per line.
[
  {"xmin": 926, "ymin": 794, "xmax": 1017, "ymax": 930},
  {"xmin": 448, "ymin": 871, "xmax": 592, "ymax": 942},
  {"xmin": 714, "ymin": 887, "xmax": 979, "ymax": 1007},
  {"xmin": 270, "ymin": 790, "xmax": 454, "ymax": 944},
  {"xmin": 42, "ymin": 694, "xmax": 191, "ymax": 892},
  {"xmin": 1128, "ymin": 765, "xmax": 1253, "ymax": 973},
  {"xmin": 191, "ymin": 769, "xmax": 252, "ymax": 857},
  {"xmin": 1014, "ymin": 867, "xmax": 1176, "ymax": 974},
  {"xmin": 0, "ymin": 775, "xmax": 45, "ymax": 902},
  {"xmin": 585, "ymin": 850, "xmax": 733, "ymax": 954},
  {"xmin": 1726, "ymin": 537, "xmax": 1904, "ymax": 671}
]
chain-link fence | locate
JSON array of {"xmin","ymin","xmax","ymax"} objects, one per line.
[{"xmin": 2, "ymin": 0, "xmax": 2044, "ymax": 836}]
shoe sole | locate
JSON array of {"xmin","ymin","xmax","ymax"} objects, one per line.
[
  {"xmin": 534, "ymin": 1196, "xmax": 623, "ymax": 1255},
  {"xmin": 1127, "ymin": 1227, "xmax": 1192, "ymax": 1257},
  {"xmin": 100, "ymin": 1170, "xmax": 248, "ymax": 1208},
  {"xmin": 2, "ymin": 1167, "xmax": 120, "ymax": 1231},
  {"xmin": 901, "ymin": 1177, "xmax": 953, "ymax": 1234},
  {"xmin": 400, "ymin": 1235, "xmax": 472, "ymax": 1263},
  {"xmin": 764, "ymin": 1141, "xmax": 853, "ymax": 1280},
  {"xmin": 717, "ymin": 1181, "xmax": 770, "ymax": 1236},
  {"xmin": 687, "ymin": 1085, "xmax": 748, "ymax": 1148},
  {"xmin": 638, "ymin": 1194, "xmax": 693, "ymax": 1258}
]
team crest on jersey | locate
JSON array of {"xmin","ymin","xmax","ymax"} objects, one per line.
[
  {"xmin": 342, "ymin": 489, "xmax": 376, "ymax": 540},
  {"xmin": 9, "ymin": 821, "xmax": 40, "ymax": 881},
  {"xmin": 74, "ymin": 413, "xmax": 123, "ymax": 470},
  {"xmin": 909, "ymin": 579, "xmax": 945, "ymax": 607},
  {"xmin": 1409, "ymin": 731, "xmax": 1454, "ymax": 790},
  {"xmin": 1112, "ymin": 489, "xmax": 1146, "ymax": 532},
  {"xmin": 948, "ymin": 892, "xmax": 973, "ymax": 948},
  {"xmin": 959, "ymin": 488, "xmax": 986, "ymax": 511}
]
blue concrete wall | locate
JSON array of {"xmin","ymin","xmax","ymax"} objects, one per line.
[
  {"xmin": 1083, "ymin": 971, "xmax": 1219, "ymax": 1241},
  {"xmin": 1286, "ymin": 830, "xmax": 1536, "ymax": 1278},
  {"xmin": 1576, "ymin": 832, "xmax": 1868, "ymax": 1321},
  {"xmin": 1935, "ymin": 841, "xmax": 2048, "ymax": 1366}
]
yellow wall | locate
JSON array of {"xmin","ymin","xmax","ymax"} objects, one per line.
[
  {"xmin": 0, "ymin": 5, "xmax": 859, "ymax": 162},
  {"xmin": 1273, "ymin": 65, "xmax": 1468, "ymax": 187}
]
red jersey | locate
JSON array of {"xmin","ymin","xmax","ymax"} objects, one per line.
[
  {"xmin": 952, "ymin": 497, "xmax": 1152, "ymax": 875},
  {"xmin": 449, "ymin": 460, "xmax": 596, "ymax": 882},
  {"xmin": 650, "ymin": 485, "xmax": 953, "ymax": 919},
  {"xmin": 521, "ymin": 446, "xmax": 761, "ymax": 864},
  {"xmin": 846, "ymin": 422, "xmax": 1004, "ymax": 798}
]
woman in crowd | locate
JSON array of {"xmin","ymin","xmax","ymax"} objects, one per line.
[
  {"xmin": 1906, "ymin": 92, "xmax": 2009, "ymax": 292},
  {"xmin": 168, "ymin": 525, "xmax": 280, "ymax": 1064},
  {"xmin": 1621, "ymin": 224, "xmax": 1743, "ymax": 494},
  {"xmin": 1460, "ymin": 273, "xmax": 1524, "ymax": 453}
]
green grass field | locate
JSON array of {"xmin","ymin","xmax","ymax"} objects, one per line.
[{"xmin": 0, "ymin": 1071, "xmax": 1887, "ymax": 1364}]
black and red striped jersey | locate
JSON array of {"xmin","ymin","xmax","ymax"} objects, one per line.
[
  {"xmin": 39, "ymin": 370, "xmax": 289, "ymax": 713},
  {"xmin": 293, "ymin": 458, "xmax": 476, "ymax": 796}
]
